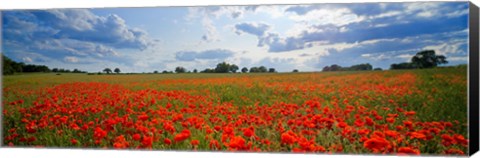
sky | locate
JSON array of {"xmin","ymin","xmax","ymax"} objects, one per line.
[{"xmin": 1, "ymin": 2, "xmax": 470, "ymax": 73}]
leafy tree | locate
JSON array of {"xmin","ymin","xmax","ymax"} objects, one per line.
[
  {"xmin": 114, "ymin": 68, "xmax": 121, "ymax": 74},
  {"xmin": 215, "ymin": 62, "xmax": 230, "ymax": 73},
  {"xmin": 154, "ymin": 70, "xmax": 159, "ymax": 74},
  {"xmin": 323, "ymin": 64, "xmax": 342, "ymax": 71},
  {"xmin": 103, "ymin": 68, "xmax": 112, "ymax": 74},
  {"xmin": 201, "ymin": 68, "xmax": 215, "ymax": 73},
  {"xmin": 22, "ymin": 64, "xmax": 50, "ymax": 72},
  {"xmin": 229, "ymin": 64, "xmax": 239, "ymax": 73},
  {"xmin": 411, "ymin": 50, "xmax": 448, "ymax": 68},
  {"xmin": 348, "ymin": 63, "xmax": 373, "ymax": 71},
  {"xmin": 268, "ymin": 68, "xmax": 276, "ymax": 73},
  {"xmin": 2, "ymin": 54, "xmax": 16, "ymax": 75},
  {"xmin": 373, "ymin": 67, "xmax": 383, "ymax": 71},
  {"xmin": 241, "ymin": 67, "xmax": 248, "ymax": 73},
  {"xmin": 292, "ymin": 69, "xmax": 299, "ymax": 73},
  {"xmin": 175, "ymin": 67, "xmax": 186, "ymax": 73},
  {"xmin": 193, "ymin": 69, "xmax": 197, "ymax": 73},
  {"xmin": 390, "ymin": 62, "xmax": 417, "ymax": 69},
  {"xmin": 73, "ymin": 69, "xmax": 81, "ymax": 73},
  {"xmin": 258, "ymin": 66, "xmax": 267, "ymax": 72},
  {"xmin": 249, "ymin": 67, "xmax": 259, "ymax": 73},
  {"xmin": 52, "ymin": 68, "xmax": 59, "ymax": 73}
]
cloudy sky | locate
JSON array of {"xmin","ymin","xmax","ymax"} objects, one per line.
[{"xmin": 1, "ymin": 2, "xmax": 469, "ymax": 72}]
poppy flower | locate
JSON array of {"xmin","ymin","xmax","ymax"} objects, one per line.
[
  {"xmin": 281, "ymin": 131, "xmax": 297, "ymax": 145},
  {"xmin": 71, "ymin": 139, "xmax": 78, "ymax": 145},
  {"xmin": 242, "ymin": 127, "xmax": 254, "ymax": 137},
  {"xmin": 409, "ymin": 132, "xmax": 426, "ymax": 140},
  {"xmin": 191, "ymin": 139, "xmax": 199, "ymax": 146},
  {"xmin": 363, "ymin": 137, "xmax": 390, "ymax": 152},
  {"xmin": 398, "ymin": 147, "xmax": 420, "ymax": 155},
  {"xmin": 132, "ymin": 134, "xmax": 141, "ymax": 141},
  {"xmin": 141, "ymin": 136, "xmax": 153, "ymax": 148},
  {"xmin": 164, "ymin": 138, "xmax": 172, "ymax": 145},
  {"xmin": 93, "ymin": 127, "xmax": 107, "ymax": 140}
]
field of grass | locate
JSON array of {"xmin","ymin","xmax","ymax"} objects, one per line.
[{"xmin": 1, "ymin": 67, "xmax": 468, "ymax": 155}]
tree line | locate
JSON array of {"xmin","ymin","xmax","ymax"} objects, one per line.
[
  {"xmin": 2, "ymin": 54, "xmax": 87, "ymax": 75},
  {"xmin": 4, "ymin": 49, "xmax": 450, "ymax": 75},
  {"xmin": 154, "ymin": 62, "xmax": 281, "ymax": 74},
  {"xmin": 390, "ymin": 50, "xmax": 447, "ymax": 69},
  {"xmin": 322, "ymin": 63, "xmax": 382, "ymax": 72}
]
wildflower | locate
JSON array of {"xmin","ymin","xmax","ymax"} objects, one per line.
[
  {"xmin": 132, "ymin": 134, "xmax": 141, "ymax": 141},
  {"xmin": 191, "ymin": 139, "xmax": 199, "ymax": 146},
  {"xmin": 398, "ymin": 147, "xmax": 420, "ymax": 155},
  {"xmin": 364, "ymin": 137, "xmax": 390, "ymax": 152}
]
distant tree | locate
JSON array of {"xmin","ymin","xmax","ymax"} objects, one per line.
[
  {"xmin": 114, "ymin": 68, "xmax": 121, "ymax": 74},
  {"xmin": 1, "ymin": 54, "xmax": 53, "ymax": 74},
  {"xmin": 241, "ymin": 67, "xmax": 248, "ymax": 73},
  {"xmin": 175, "ymin": 67, "xmax": 186, "ymax": 73},
  {"xmin": 411, "ymin": 50, "xmax": 448, "ymax": 68},
  {"xmin": 323, "ymin": 64, "xmax": 343, "ymax": 71},
  {"xmin": 229, "ymin": 64, "xmax": 239, "ymax": 73},
  {"xmin": 292, "ymin": 69, "xmax": 299, "ymax": 73},
  {"xmin": 249, "ymin": 67, "xmax": 259, "ymax": 73},
  {"xmin": 154, "ymin": 70, "xmax": 159, "ymax": 74},
  {"xmin": 52, "ymin": 68, "xmax": 59, "ymax": 73},
  {"xmin": 193, "ymin": 69, "xmax": 198, "ymax": 73},
  {"xmin": 22, "ymin": 64, "xmax": 50, "ymax": 72},
  {"xmin": 349, "ymin": 63, "xmax": 373, "ymax": 71},
  {"xmin": 390, "ymin": 62, "xmax": 418, "ymax": 69},
  {"xmin": 215, "ymin": 62, "xmax": 230, "ymax": 73},
  {"xmin": 73, "ymin": 69, "xmax": 81, "ymax": 73},
  {"xmin": 201, "ymin": 68, "xmax": 215, "ymax": 73},
  {"xmin": 258, "ymin": 66, "xmax": 267, "ymax": 73},
  {"xmin": 373, "ymin": 67, "xmax": 383, "ymax": 71},
  {"xmin": 268, "ymin": 68, "xmax": 276, "ymax": 73},
  {"xmin": 2, "ymin": 54, "xmax": 16, "ymax": 75},
  {"xmin": 103, "ymin": 68, "xmax": 112, "ymax": 74},
  {"xmin": 162, "ymin": 70, "xmax": 169, "ymax": 74}
]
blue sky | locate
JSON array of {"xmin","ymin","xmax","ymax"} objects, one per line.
[{"xmin": 1, "ymin": 2, "xmax": 469, "ymax": 72}]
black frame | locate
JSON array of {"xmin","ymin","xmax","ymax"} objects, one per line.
[{"xmin": 469, "ymin": 1, "xmax": 479, "ymax": 156}]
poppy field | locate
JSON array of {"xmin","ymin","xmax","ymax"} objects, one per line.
[{"xmin": 1, "ymin": 67, "xmax": 468, "ymax": 155}]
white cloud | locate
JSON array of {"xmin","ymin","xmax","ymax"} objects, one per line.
[
  {"xmin": 288, "ymin": 7, "xmax": 365, "ymax": 26},
  {"xmin": 423, "ymin": 41, "xmax": 466, "ymax": 56},
  {"xmin": 446, "ymin": 9, "xmax": 469, "ymax": 18},
  {"xmin": 200, "ymin": 17, "xmax": 220, "ymax": 42},
  {"xmin": 360, "ymin": 53, "xmax": 391, "ymax": 61},
  {"xmin": 370, "ymin": 11, "xmax": 402, "ymax": 19},
  {"xmin": 395, "ymin": 54, "xmax": 413, "ymax": 59},
  {"xmin": 22, "ymin": 57, "xmax": 33, "ymax": 63},
  {"xmin": 448, "ymin": 56, "xmax": 468, "ymax": 61},
  {"xmin": 255, "ymin": 6, "xmax": 287, "ymax": 18},
  {"xmin": 64, "ymin": 56, "xmax": 79, "ymax": 63}
]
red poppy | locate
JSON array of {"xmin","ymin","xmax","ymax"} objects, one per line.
[
  {"xmin": 363, "ymin": 137, "xmax": 390, "ymax": 152},
  {"xmin": 242, "ymin": 127, "xmax": 254, "ymax": 137},
  {"xmin": 164, "ymin": 138, "xmax": 172, "ymax": 145},
  {"xmin": 398, "ymin": 147, "xmax": 420, "ymax": 155},
  {"xmin": 281, "ymin": 131, "xmax": 297, "ymax": 145},
  {"xmin": 93, "ymin": 127, "xmax": 107, "ymax": 140},
  {"xmin": 409, "ymin": 132, "xmax": 426, "ymax": 140},
  {"xmin": 132, "ymin": 134, "xmax": 141, "ymax": 141},
  {"xmin": 191, "ymin": 139, "xmax": 199, "ymax": 146},
  {"xmin": 71, "ymin": 139, "xmax": 78, "ymax": 145},
  {"xmin": 141, "ymin": 136, "xmax": 153, "ymax": 148}
]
